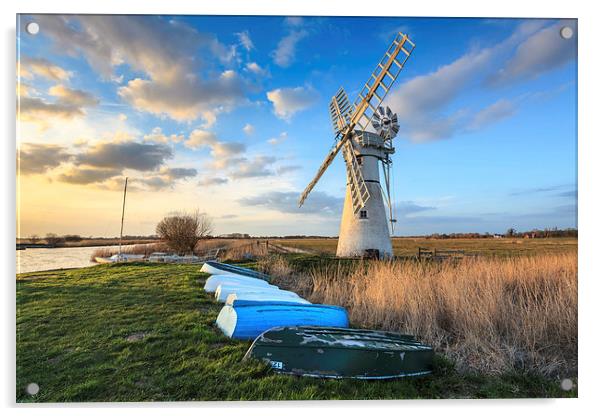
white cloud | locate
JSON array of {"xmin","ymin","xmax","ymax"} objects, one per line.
[
  {"xmin": 386, "ymin": 47, "xmax": 495, "ymax": 134},
  {"xmin": 58, "ymin": 166, "xmax": 123, "ymax": 185},
  {"xmin": 245, "ymin": 62, "xmax": 269, "ymax": 77},
  {"xmin": 19, "ymin": 85, "xmax": 99, "ymax": 128},
  {"xmin": 76, "ymin": 141, "xmax": 173, "ymax": 171},
  {"xmin": 143, "ymin": 127, "xmax": 185, "ymax": 144},
  {"xmin": 240, "ymin": 190, "xmax": 342, "ymax": 216},
  {"xmin": 212, "ymin": 142, "xmax": 247, "ymax": 158},
  {"xmin": 19, "ymin": 56, "xmax": 72, "ymax": 81},
  {"xmin": 243, "ymin": 123, "xmax": 255, "ymax": 136},
  {"xmin": 267, "ymin": 131, "xmax": 288, "ymax": 145},
  {"xmin": 19, "ymin": 137, "xmax": 197, "ymax": 190},
  {"xmin": 236, "ymin": 31, "xmax": 254, "ymax": 51},
  {"xmin": 266, "ymin": 86, "xmax": 319, "ymax": 120},
  {"xmin": 276, "ymin": 165, "xmax": 302, "ymax": 174},
  {"xmin": 34, "ymin": 15, "xmax": 246, "ymax": 123},
  {"xmin": 134, "ymin": 167, "xmax": 198, "ymax": 190},
  {"xmin": 118, "ymin": 70, "xmax": 245, "ymax": 123},
  {"xmin": 199, "ymin": 177, "xmax": 229, "ymax": 187},
  {"xmin": 184, "ymin": 129, "xmax": 246, "ymax": 159},
  {"xmin": 272, "ymin": 30, "xmax": 308, "ymax": 68},
  {"xmin": 384, "ymin": 20, "xmax": 564, "ymax": 142},
  {"xmin": 488, "ymin": 21, "xmax": 577, "ymax": 85},
  {"xmin": 284, "ymin": 17, "xmax": 304, "ymax": 27},
  {"xmin": 185, "ymin": 129, "xmax": 218, "ymax": 149},
  {"xmin": 18, "ymin": 143, "xmax": 72, "ymax": 174},
  {"xmin": 229, "ymin": 156, "xmax": 278, "ymax": 179},
  {"xmin": 48, "ymin": 85, "xmax": 99, "ymax": 107},
  {"xmin": 467, "ymin": 99, "xmax": 516, "ymax": 131}
]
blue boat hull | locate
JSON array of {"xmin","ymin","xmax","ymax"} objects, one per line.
[{"xmin": 216, "ymin": 302, "xmax": 349, "ymax": 340}]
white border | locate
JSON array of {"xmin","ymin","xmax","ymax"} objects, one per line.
[{"xmin": 3, "ymin": 1, "xmax": 600, "ymax": 415}]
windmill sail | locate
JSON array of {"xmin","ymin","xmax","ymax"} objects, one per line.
[
  {"xmin": 330, "ymin": 87, "xmax": 370, "ymax": 213},
  {"xmin": 298, "ymin": 32, "xmax": 414, "ymax": 209},
  {"xmin": 352, "ymin": 32, "xmax": 414, "ymax": 133},
  {"xmin": 342, "ymin": 141, "xmax": 370, "ymax": 214},
  {"xmin": 329, "ymin": 87, "xmax": 353, "ymax": 138}
]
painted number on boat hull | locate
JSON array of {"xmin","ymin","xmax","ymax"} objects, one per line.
[{"xmin": 270, "ymin": 361, "xmax": 284, "ymax": 370}]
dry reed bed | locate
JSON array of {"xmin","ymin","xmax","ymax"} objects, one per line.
[
  {"xmin": 90, "ymin": 243, "xmax": 169, "ymax": 261},
  {"xmin": 269, "ymin": 253, "xmax": 577, "ymax": 377},
  {"xmin": 219, "ymin": 240, "xmax": 269, "ymax": 261},
  {"xmin": 90, "ymin": 239, "xmax": 241, "ymax": 261}
]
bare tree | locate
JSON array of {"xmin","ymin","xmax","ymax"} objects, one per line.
[
  {"xmin": 156, "ymin": 210, "xmax": 213, "ymax": 254},
  {"xmin": 44, "ymin": 233, "xmax": 63, "ymax": 246},
  {"xmin": 29, "ymin": 234, "xmax": 39, "ymax": 244}
]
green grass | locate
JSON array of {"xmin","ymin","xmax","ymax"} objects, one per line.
[{"xmin": 16, "ymin": 262, "xmax": 576, "ymax": 402}]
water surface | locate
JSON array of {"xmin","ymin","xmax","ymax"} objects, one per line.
[{"xmin": 16, "ymin": 245, "xmax": 120, "ymax": 274}]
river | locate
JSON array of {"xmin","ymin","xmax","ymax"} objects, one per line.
[{"xmin": 16, "ymin": 245, "xmax": 120, "ymax": 274}]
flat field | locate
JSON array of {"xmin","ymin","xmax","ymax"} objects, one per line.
[{"xmin": 276, "ymin": 237, "xmax": 577, "ymax": 257}]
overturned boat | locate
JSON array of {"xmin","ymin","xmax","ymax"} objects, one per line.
[
  {"xmin": 214, "ymin": 284, "xmax": 301, "ymax": 303},
  {"xmin": 94, "ymin": 253, "xmax": 145, "ymax": 264},
  {"xmin": 225, "ymin": 292, "xmax": 311, "ymax": 305},
  {"xmin": 245, "ymin": 326, "xmax": 434, "ymax": 379},
  {"xmin": 216, "ymin": 302, "xmax": 349, "ymax": 340},
  {"xmin": 201, "ymin": 261, "xmax": 271, "ymax": 281},
  {"xmin": 203, "ymin": 274, "xmax": 275, "ymax": 293}
]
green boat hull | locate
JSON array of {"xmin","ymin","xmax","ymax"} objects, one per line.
[{"xmin": 244, "ymin": 326, "xmax": 434, "ymax": 379}]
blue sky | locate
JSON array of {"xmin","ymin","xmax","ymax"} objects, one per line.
[{"xmin": 17, "ymin": 15, "xmax": 577, "ymax": 237}]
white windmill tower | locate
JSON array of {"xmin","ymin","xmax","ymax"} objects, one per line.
[{"xmin": 298, "ymin": 32, "xmax": 415, "ymax": 259}]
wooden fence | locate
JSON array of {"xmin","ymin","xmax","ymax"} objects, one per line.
[{"xmin": 417, "ymin": 247, "xmax": 466, "ymax": 261}]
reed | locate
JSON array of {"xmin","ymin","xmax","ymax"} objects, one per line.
[
  {"xmin": 90, "ymin": 242, "xmax": 168, "ymax": 261},
  {"xmin": 219, "ymin": 240, "xmax": 269, "ymax": 262},
  {"xmin": 270, "ymin": 253, "xmax": 577, "ymax": 377},
  {"xmin": 90, "ymin": 239, "xmax": 244, "ymax": 261}
]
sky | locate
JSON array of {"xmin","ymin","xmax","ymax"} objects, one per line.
[{"xmin": 16, "ymin": 15, "xmax": 577, "ymax": 237}]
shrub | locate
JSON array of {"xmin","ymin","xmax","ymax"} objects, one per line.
[{"xmin": 156, "ymin": 210, "xmax": 213, "ymax": 255}]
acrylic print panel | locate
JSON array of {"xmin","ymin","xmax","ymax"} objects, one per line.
[{"xmin": 16, "ymin": 14, "xmax": 577, "ymax": 402}]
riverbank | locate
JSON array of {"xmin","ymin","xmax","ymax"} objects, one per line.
[
  {"xmin": 16, "ymin": 238, "xmax": 158, "ymax": 249},
  {"xmin": 16, "ymin": 261, "xmax": 576, "ymax": 401}
]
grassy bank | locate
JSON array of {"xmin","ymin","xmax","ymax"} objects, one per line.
[{"xmin": 16, "ymin": 262, "xmax": 576, "ymax": 402}]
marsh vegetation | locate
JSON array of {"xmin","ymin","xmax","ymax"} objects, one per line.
[{"xmin": 17, "ymin": 237, "xmax": 577, "ymax": 401}]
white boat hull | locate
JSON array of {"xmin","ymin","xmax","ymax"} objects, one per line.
[
  {"xmin": 215, "ymin": 284, "xmax": 301, "ymax": 303},
  {"xmin": 226, "ymin": 293, "xmax": 311, "ymax": 305},
  {"xmin": 203, "ymin": 274, "xmax": 274, "ymax": 293}
]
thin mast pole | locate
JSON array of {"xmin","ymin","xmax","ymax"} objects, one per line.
[{"xmin": 119, "ymin": 177, "xmax": 128, "ymax": 255}]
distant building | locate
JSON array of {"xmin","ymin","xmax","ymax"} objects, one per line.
[{"xmin": 493, "ymin": 234, "xmax": 504, "ymax": 239}]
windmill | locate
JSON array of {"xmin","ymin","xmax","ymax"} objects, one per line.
[{"xmin": 298, "ymin": 32, "xmax": 415, "ymax": 259}]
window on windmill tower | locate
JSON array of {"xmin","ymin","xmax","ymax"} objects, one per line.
[{"xmin": 360, "ymin": 210, "xmax": 368, "ymax": 219}]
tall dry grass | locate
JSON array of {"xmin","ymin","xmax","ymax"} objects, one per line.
[
  {"xmin": 218, "ymin": 240, "xmax": 269, "ymax": 262},
  {"xmin": 91, "ymin": 242, "xmax": 169, "ymax": 261},
  {"xmin": 90, "ymin": 239, "xmax": 242, "ymax": 261},
  {"xmin": 278, "ymin": 253, "xmax": 576, "ymax": 377},
  {"xmin": 256, "ymin": 254, "xmax": 298, "ymax": 288}
]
